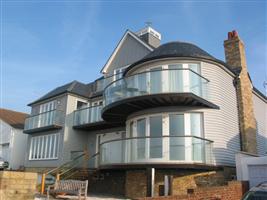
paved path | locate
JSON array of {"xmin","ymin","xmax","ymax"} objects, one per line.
[{"xmin": 35, "ymin": 194, "xmax": 129, "ymax": 200}]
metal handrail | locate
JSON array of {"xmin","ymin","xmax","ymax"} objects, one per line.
[
  {"xmin": 25, "ymin": 109, "xmax": 61, "ymax": 119},
  {"xmin": 45, "ymin": 153, "xmax": 86, "ymax": 175},
  {"xmin": 99, "ymin": 135, "xmax": 214, "ymax": 146},
  {"xmin": 103, "ymin": 68, "xmax": 210, "ymax": 92},
  {"xmin": 59, "ymin": 152, "xmax": 99, "ymax": 177},
  {"xmin": 73, "ymin": 104, "xmax": 103, "ymax": 113}
]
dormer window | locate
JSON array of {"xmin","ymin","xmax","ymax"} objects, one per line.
[{"xmin": 39, "ymin": 100, "xmax": 56, "ymax": 114}]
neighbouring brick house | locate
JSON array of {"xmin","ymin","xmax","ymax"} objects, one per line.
[{"xmin": 23, "ymin": 26, "xmax": 267, "ymax": 198}]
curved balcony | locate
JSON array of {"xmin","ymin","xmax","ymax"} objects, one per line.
[
  {"xmin": 99, "ymin": 136, "xmax": 214, "ymax": 168},
  {"xmin": 73, "ymin": 105, "xmax": 122, "ymax": 130},
  {"xmin": 102, "ymin": 69, "xmax": 218, "ymax": 122},
  {"xmin": 24, "ymin": 110, "xmax": 63, "ymax": 134}
]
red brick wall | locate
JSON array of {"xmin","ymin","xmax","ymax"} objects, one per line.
[{"xmin": 140, "ymin": 181, "xmax": 249, "ymax": 200}]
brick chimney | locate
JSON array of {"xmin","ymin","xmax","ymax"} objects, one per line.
[{"xmin": 224, "ymin": 30, "xmax": 257, "ymax": 154}]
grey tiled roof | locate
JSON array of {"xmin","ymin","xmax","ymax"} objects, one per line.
[
  {"xmin": 125, "ymin": 41, "xmax": 235, "ymax": 74},
  {"xmin": 28, "ymin": 81, "xmax": 94, "ymax": 106}
]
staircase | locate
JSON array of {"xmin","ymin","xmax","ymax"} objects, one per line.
[{"xmin": 40, "ymin": 152, "xmax": 99, "ymax": 194}]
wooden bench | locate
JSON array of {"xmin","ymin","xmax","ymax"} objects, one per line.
[{"xmin": 47, "ymin": 180, "xmax": 88, "ymax": 200}]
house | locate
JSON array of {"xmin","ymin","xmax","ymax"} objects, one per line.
[
  {"xmin": 0, "ymin": 108, "xmax": 29, "ymax": 170},
  {"xmin": 23, "ymin": 26, "xmax": 267, "ymax": 198}
]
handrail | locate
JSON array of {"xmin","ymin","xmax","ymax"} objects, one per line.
[
  {"xmin": 45, "ymin": 153, "xmax": 86, "ymax": 175},
  {"xmin": 99, "ymin": 135, "xmax": 214, "ymax": 146},
  {"xmin": 103, "ymin": 68, "xmax": 210, "ymax": 92},
  {"xmin": 59, "ymin": 152, "xmax": 99, "ymax": 177},
  {"xmin": 41, "ymin": 152, "xmax": 99, "ymax": 194},
  {"xmin": 73, "ymin": 104, "xmax": 103, "ymax": 113},
  {"xmin": 25, "ymin": 109, "xmax": 61, "ymax": 119}
]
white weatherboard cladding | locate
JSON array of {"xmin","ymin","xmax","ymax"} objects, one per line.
[
  {"xmin": 200, "ymin": 62, "xmax": 240, "ymax": 166},
  {"xmin": 252, "ymin": 93, "xmax": 267, "ymax": 156}
]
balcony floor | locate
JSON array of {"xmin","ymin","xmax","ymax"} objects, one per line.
[
  {"xmin": 98, "ymin": 163, "xmax": 220, "ymax": 171},
  {"xmin": 102, "ymin": 93, "xmax": 219, "ymax": 123},
  {"xmin": 23, "ymin": 125, "xmax": 62, "ymax": 134},
  {"xmin": 73, "ymin": 121, "xmax": 124, "ymax": 131}
]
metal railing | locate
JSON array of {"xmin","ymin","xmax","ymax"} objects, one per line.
[
  {"xmin": 73, "ymin": 105, "xmax": 103, "ymax": 126},
  {"xmin": 40, "ymin": 152, "xmax": 99, "ymax": 194},
  {"xmin": 24, "ymin": 110, "xmax": 64, "ymax": 131},
  {"xmin": 95, "ymin": 71, "xmax": 125, "ymax": 92},
  {"xmin": 99, "ymin": 135, "xmax": 214, "ymax": 166},
  {"xmin": 103, "ymin": 68, "xmax": 209, "ymax": 106}
]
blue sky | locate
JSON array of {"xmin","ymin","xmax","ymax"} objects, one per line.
[{"xmin": 2, "ymin": 1, "xmax": 266, "ymax": 113}]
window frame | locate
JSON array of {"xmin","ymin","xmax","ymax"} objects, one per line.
[{"xmin": 29, "ymin": 133, "xmax": 60, "ymax": 161}]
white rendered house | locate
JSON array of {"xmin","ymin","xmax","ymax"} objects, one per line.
[{"xmin": 0, "ymin": 108, "xmax": 29, "ymax": 169}]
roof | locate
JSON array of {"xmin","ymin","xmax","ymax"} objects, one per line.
[
  {"xmin": 253, "ymin": 87, "xmax": 267, "ymax": 102},
  {"xmin": 124, "ymin": 41, "xmax": 235, "ymax": 75},
  {"xmin": 100, "ymin": 29, "xmax": 154, "ymax": 74},
  {"xmin": 0, "ymin": 108, "xmax": 29, "ymax": 129},
  {"xmin": 28, "ymin": 81, "xmax": 94, "ymax": 106}
]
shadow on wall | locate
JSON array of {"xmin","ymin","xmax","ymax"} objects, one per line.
[
  {"xmin": 256, "ymin": 121, "xmax": 267, "ymax": 155},
  {"xmin": 212, "ymin": 126, "xmax": 267, "ymax": 167}
]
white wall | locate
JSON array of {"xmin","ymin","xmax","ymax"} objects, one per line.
[
  {"xmin": 252, "ymin": 92, "xmax": 267, "ymax": 156},
  {"xmin": 236, "ymin": 152, "xmax": 267, "ymax": 187},
  {"xmin": 62, "ymin": 94, "xmax": 89, "ymax": 162},
  {"xmin": 10, "ymin": 128, "xmax": 28, "ymax": 169},
  {"xmin": 0, "ymin": 119, "xmax": 28, "ymax": 169},
  {"xmin": 0, "ymin": 119, "xmax": 12, "ymax": 144}
]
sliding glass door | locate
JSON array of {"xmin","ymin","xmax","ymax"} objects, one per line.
[
  {"xmin": 169, "ymin": 114, "xmax": 185, "ymax": 160},
  {"xmin": 149, "ymin": 116, "xmax": 163, "ymax": 158},
  {"xmin": 137, "ymin": 118, "xmax": 146, "ymax": 160}
]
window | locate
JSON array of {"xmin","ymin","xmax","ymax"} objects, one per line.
[
  {"xmin": 29, "ymin": 133, "xmax": 60, "ymax": 160},
  {"xmin": 113, "ymin": 67, "xmax": 127, "ymax": 81},
  {"xmin": 137, "ymin": 118, "xmax": 146, "ymax": 159},
  {"xmin": 149, "ymin": 116, "xmax": 163, "ymax": 158},
  {"xmin": 128, "ymin": 112, "xmax": 204, "ymax": 162},
  {"xmin": 40, "ymin": 101, "xmax": 56, "ymax": 113},
  {"xmin": 76, "ymin": 101, "xmax": 88, "ymax": 109},
  {"xmin": 169, "ymin": 114, "xmax": 185, "ymax": 160}
]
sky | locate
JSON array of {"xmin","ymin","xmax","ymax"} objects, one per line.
[{"xmin": 1, "ymin": 0, "xmax": 267, "ymax": 113}]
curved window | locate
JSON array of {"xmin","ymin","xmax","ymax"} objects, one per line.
[{"xmin": 99, "ymin": 112, "xmax": 213, "ymax": 165}]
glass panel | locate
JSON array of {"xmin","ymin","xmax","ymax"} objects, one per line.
[
  {"xmin": 47, "ymin": 135, "xmax": 51, "ymax": 158},
  {"xmin": 191, "ymin": 113, "xmax": 203, "ymax": 161},
  {"xmin": 168, "ymin": 64, "xmax": 183, "ymax": 92},
  {"xmin": 50, "ymin": 135, "xmax": 55, "ymax": 158},
  {"xmin": 138, "ymin": 73, "xmax": 148, "ymax": 94},
  {"xmin": 150, "ymin": 67, "xmax": 162, "ymax": 93},
  {"xmin": 103, "ymin": 67, "xmax": 208, "ymax": 107},
  {"xmin": 130, "ymin": 122, "xmax": 135, "ymax": 161},
  {"xmin": 189, "ymin": 64, "xmax": 201, "ymax": 96},
  {"xmin": 149, "ymin": 116, "xmax": 162, "ymax": 158},
  {"xmin": 169, "ymin": 114, "xmax": 185, "ymax": 160},
  {"xmin": 137, "ymin": 118, "xmax": 146, "ymax": 159}
]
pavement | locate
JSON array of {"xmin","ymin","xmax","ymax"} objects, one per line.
[{"xmin": 35, "ymin": 194, "xmax": 129, "ymax": 200}]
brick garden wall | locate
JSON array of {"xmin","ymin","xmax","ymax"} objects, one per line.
[
  {"xmin": 125, "ymin": 168, "xmax": 236, "ymax": 199},
  {"xmin": 140, "ymin": 181, "xmax": 249, "ymax": 200},
  {"xmin": 0, "ymin": 171, "xmax": 38, "ymax": 200}
]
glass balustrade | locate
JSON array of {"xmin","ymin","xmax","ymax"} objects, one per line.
[
  {"xmin": 104, "ymin": 69, "xmax": 209, "ymax": 106},
  {"xmin": 99, "ymin": 136, "xmax": 214, "ymax": 166},
  {"xmin": 73, "ymin": 105, "xmax": 103, "ymax": 126},
  {"xmin": 24, "ymin": 110, "xmax": 63, "ymax": 131}
]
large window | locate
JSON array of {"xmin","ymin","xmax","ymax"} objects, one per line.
[
  {"xmin": 149, "ymin": 116, "xmax": 162, "ymax": 158},
  {"xmin": 169, "ymin": 114, "xmax": 185, "ymax": 160},
  {"xmin": 29, "ymin": 133, "xmax": 60, "ymax": 160},
  {"xmin": 127, "ymin": 112, "xmax": 204, "ymax": 162}
]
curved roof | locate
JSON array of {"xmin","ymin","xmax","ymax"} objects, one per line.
[{"xmin": 125, "ymin": 41, "xmax": 233, "ymax": 74}]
